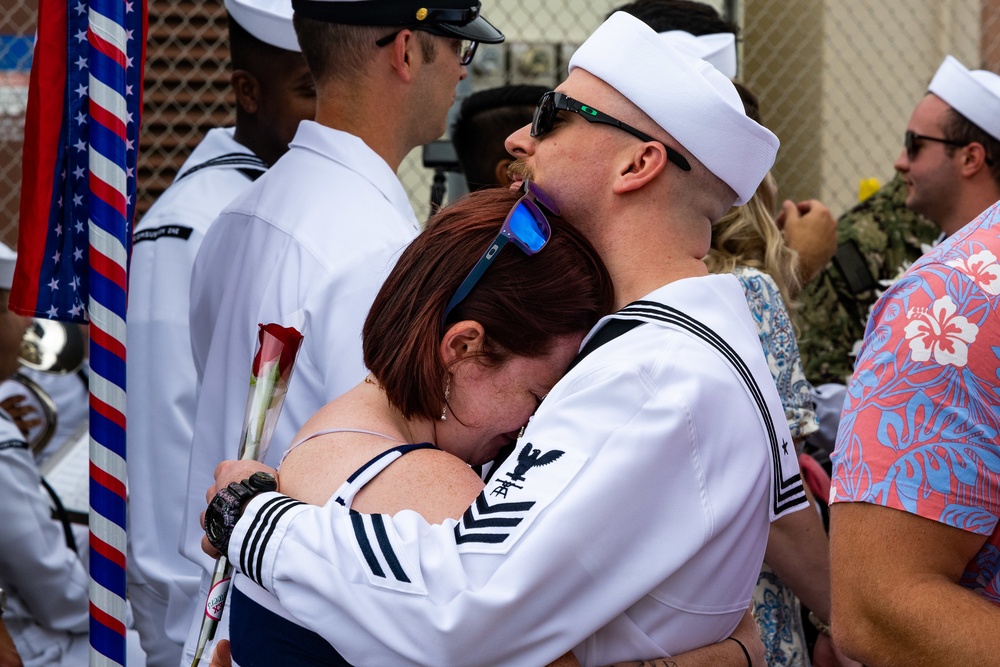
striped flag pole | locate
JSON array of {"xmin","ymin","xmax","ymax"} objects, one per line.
[
  {"xmin": 86, "ymin": 0, "xmax": 144, "ymax": 664},
  {"xmin": 15, "ymin": 0, "xmax": 145, "ymax": 658}
]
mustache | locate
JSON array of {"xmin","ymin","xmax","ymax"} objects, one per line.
[{"xmin": 506, "ymin": 158, "xmax": 533, "ymax": 184}]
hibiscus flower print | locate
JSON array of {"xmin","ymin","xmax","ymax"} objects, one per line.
[
  {"xmin": 903, "ymin": 295, "xmax": 979, "ymax": 366},
  {"xmin": 947, "ymin": 250, "xmax": 1000, "ymax": 295}
]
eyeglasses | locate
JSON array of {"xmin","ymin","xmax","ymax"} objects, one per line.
[
  {"xmin": 442, "ymin": 180, "xmax": 557, "ymax": 328},
  {"xmin": 531, "ymin": 91, "xmax": 692, "ymax": 172},
  {"xmin": 903, "ymin": 130, "xmax": 994, "ymax": 166},
  {"xmin": 903, "ymin": 130, "xmax": 970, "ymax": 160},
  {"xmin": 375, "ymin": 29, "xmax": 478, "ymax": 66}
]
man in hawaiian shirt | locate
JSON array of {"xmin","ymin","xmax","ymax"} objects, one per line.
[
  {"xmin": 828, "ymin": 55, "xmax": 1000, "ymax": 665},
  {"xmin": 800, "ymin": 54, "xmax": 1000, "ymax": 387}
]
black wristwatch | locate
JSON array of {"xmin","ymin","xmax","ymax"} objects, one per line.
[{"xmin": 205, "ymin": 471, "xmax": 278, "ymax": 555}]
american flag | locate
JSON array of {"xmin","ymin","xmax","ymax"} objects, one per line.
[
  {"xmin": 12, "ymin": 0, "xmax": 144, "ymax": 322},
  {"xmin": 14, "ymin": 0, "xmax": 146, "ymax": 664}
]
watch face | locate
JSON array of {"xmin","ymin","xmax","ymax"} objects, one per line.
[
  {"xmin": 248, "ymin": 471, "xmax": 277, "ymax": 493},
  {"xmin": 206, "ymin": 487, "xmax": 240, "ymax": 552}
]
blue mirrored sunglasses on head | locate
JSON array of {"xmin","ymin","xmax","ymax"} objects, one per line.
[{"xmin": 441, "ymin": 180, "xmax": 557, "ymax": 328}]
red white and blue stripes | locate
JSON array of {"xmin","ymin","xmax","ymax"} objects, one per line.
[
  {"xmin": 87, "ymin": 0, "xmax": 144, "ymax": 663},
  {"xmin": 14, "ymin": 0, "xmax": 145, "ymax": 664}
]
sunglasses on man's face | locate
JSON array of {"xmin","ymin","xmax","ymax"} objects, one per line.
[
  {"xmin": 903, "ymin": 130, "xmax": 995, "ymax": 166},
  {"xmin": 903, "ymin": 130, "xmax": 968, "ymax": 161},
  {"xmin": 530, "ymin": 91, "xmax": 692, "ymax": 172},
  {"xmin": 441, "ymin": 180, "xmax": 557, "ymax": 329}
]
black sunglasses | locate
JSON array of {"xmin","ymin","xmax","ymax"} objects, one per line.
[
  {"xmin": 531, "ymin": 91, "xmax": 692, "ymax": 172},
  {"xmin": 903, "ymin": 130, "xmax": 969, "ymax": 160},
  {"xmin": 903, "ymin": 130, "xmax": 995, "ymax": 166}
]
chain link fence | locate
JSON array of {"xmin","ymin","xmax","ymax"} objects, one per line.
[{"xmin": 1, "ymin": 0, "xmax": 998, "ymax": 240}]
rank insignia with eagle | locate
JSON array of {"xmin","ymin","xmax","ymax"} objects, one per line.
[
  {"xmin": 490, "ymin": 443, "xmax": 564, "ymax": 498},
  {"xmin": 507, "ymin": 443, "xmax": 563, "ymax": 482}
]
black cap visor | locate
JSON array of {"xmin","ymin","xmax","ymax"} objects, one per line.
[
  {"xmin": 422, "ymin": 14, "xmax": 503, "ymax": 44},
  {"xmin": 292, "ymin": 0, "xmax": 504, "ymax": 44}
]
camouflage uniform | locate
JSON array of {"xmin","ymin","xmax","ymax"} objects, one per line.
[{"xmin": 797, "ymin": 175, "xmax": 940, "ymax": 385}]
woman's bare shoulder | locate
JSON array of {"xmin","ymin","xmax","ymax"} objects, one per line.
[{"xmin": 352, "ymin": 448, "xmax": 485, "ymax": 524}]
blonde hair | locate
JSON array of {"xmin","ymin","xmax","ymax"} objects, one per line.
[{"xmin": 704, "ymin": 172, "xmax": 802, "ymax": 315}]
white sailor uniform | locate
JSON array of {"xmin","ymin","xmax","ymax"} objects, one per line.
[
  {"xmin": 228, "ymin": 273, "xmax": 807, "ymax": 666},
  {"xmin": 181, "ymin": 120, "xmax": 419, "ymax": 662},
  {"xmin": 126, "ymin": 126, "xmax": 269, "ymax": 667},
  {"xmin": 0, "ymin": 410, "xmax": 89, "ymax": 667}
]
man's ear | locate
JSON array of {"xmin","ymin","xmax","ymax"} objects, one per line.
[
  {"xmin": 386, "ymin": 29, "xmax": 422, "ymax": 83},
  {"xmin": 613, "ymin": 142, "xmax": 669, "ymax": 194},
  {"xmin": 959, "ymin": 141, "xmax": 992, "ymax": 177},
  {"xmin": 231, "ymin": 70, "xmax": 260, "ymax": 115},
  {"xmin": 439, "ymin": 320, "xmax": 486, "ymax": 366}
]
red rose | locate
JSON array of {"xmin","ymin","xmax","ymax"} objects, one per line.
[{"xmin": 251, "ymin": 323, "xmax": 304, "ymax": 381}]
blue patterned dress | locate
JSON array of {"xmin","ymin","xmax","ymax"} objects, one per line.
[{"xmin": 734, "ymin": 266, "xmax": 820, "ymax": 667}]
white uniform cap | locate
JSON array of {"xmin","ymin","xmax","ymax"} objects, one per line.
[
  {"xmin": 928, "ymin": 55, "xmax": 1000, "ymax": 142},
  {"xmin": 570, "ymin": 12, "xmax": 778, "ymax": 206},
  {"xmin": 225, "ymin": 0, "xmax": 301, "ymax": 52},
  {"xmin": 0, "ymin": 242, "xmax": 16, "ymax": 291},
  {"xmin": 659, "ymin": 31, "xmax": 737, "ymax": 80}
]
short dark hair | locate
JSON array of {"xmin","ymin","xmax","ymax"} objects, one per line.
[
  {"xmin": 291, "ymin": 15, "xmax": 382, "ymax": 83},
  {"xmin": 610, "ymin": 0, "xmax": 739, "ymax": 37},
  {"xmin": 363, "ymin": 188, "xmax": 614, "ymax": 421},
  {"xmin": 941, "ymin": 106, "xmax": 1000, "ymax": 186},
  {"xmin": 292, "ymin": 16, "xmax": 436, "ymax": 84},
  {"xmin": 451, "ymin": 85, "xmax": 549, "ymax": 191}
]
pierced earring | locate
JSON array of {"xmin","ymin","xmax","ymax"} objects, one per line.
[
  {"xmin": 440, "ymin": 376, "xmax": 450, "ymax": 421},
  {"xmin": 517, "ymin": 425, "xmax": 526, "ymax": 439}
]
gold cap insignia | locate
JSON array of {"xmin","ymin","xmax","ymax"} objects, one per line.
[{"xmin": 415, "ymin": 8, "xmax": 428, "ymax": 20}]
